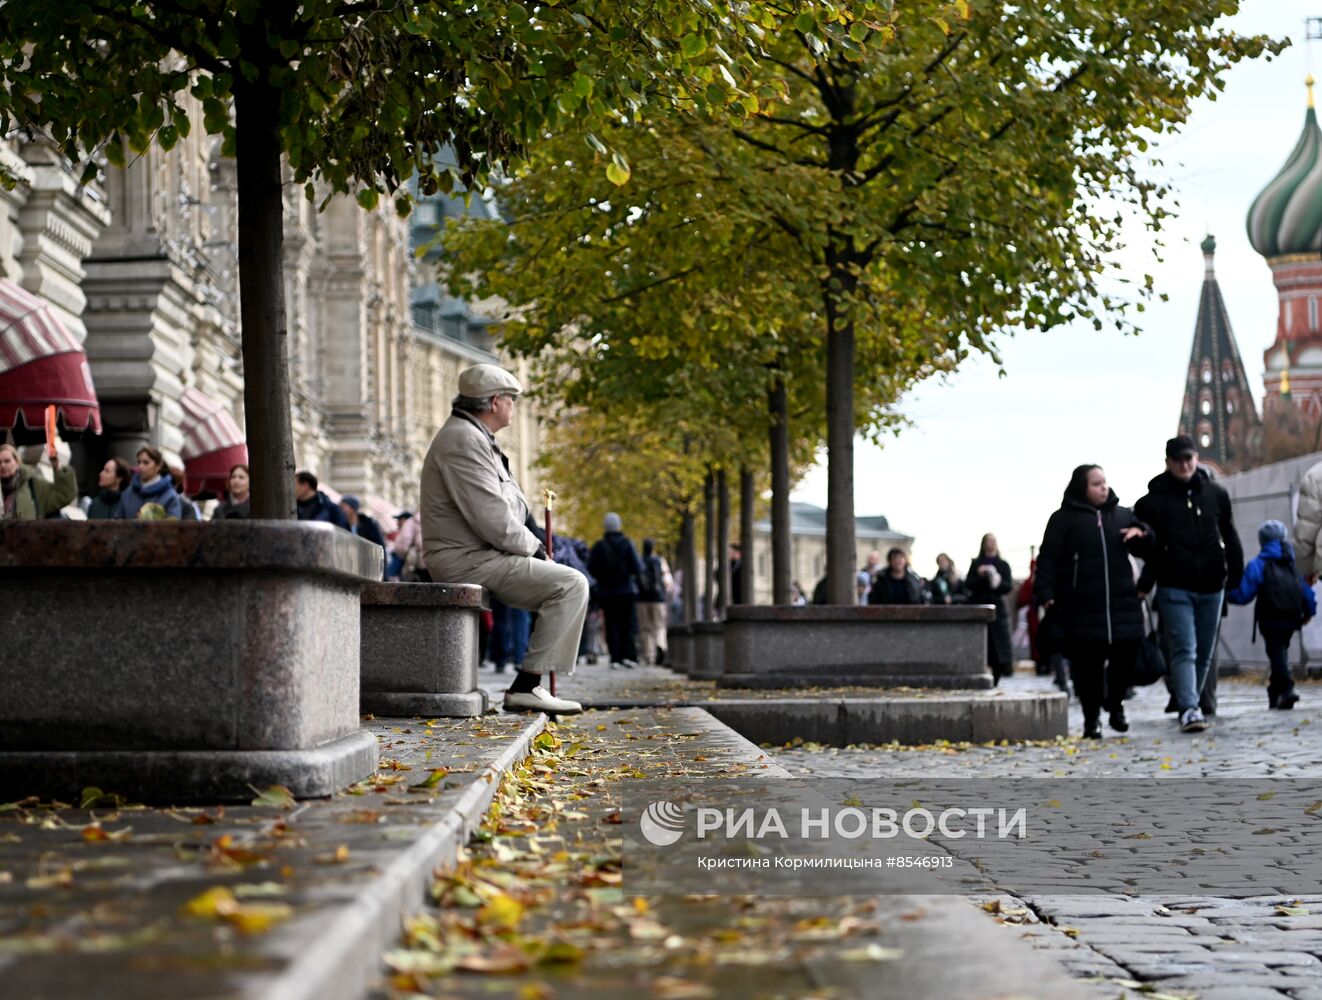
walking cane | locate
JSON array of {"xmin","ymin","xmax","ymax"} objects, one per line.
[{"xmin": 543, "ymin": 488, "xmax": 557, "ymax": 696}]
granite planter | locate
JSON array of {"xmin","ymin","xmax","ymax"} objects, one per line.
[
  {"xmin": 360, "ymin": 582, "xmax": 488, "ymax": 718},
  {"xmin": 687, "ymin": 622, "xmax": 725, "ymax": 679},
  {"xmin": 718, "ymin": 604, "xmax": 997, "ymax": 690},
  {"xmin": 666, "ymin": 626, "xmax": 693, "ymax": 673},
  {"xmin": 0, "ymin": 521, "xmax": 382, "ymax": 802}
]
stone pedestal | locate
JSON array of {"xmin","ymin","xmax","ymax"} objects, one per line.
[
  {"xmin": 719, "ymin": 605, "xmax": 996, "ymax": 690},
  {"xmin": 666, "ymin": 626, "xmax": 693, "ymax": 673},
  {"xmin": 0, "ymin": 521, "xmax": 382, "ymax": 802},
  {"xmin": 360, "ymin": 582, "xmax": 488, "ymax": 717},
  {"xmin": 688, "ymin": 622, "xmax": 725, "ymax": 679}
]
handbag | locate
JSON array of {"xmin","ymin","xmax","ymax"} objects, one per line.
[{"xmin": 1132, "ymin": 599, "xmax": 1167, "ymax": 686}]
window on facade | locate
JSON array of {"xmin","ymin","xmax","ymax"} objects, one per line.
[
  {"xmin": 415, "ymin": 202, "xmax": 439, "ymax": 225},
  {"xmin": 1226, "ymin": 399, "xmax": 1235, "ymax": 414},
  {"xmin": 1200, "ymin": 398, "xmax": 1211, "ymax": 416},
  {"xmin": 1201, "ymin": 363, "xmax": 1212, "ymax": 384},
  {"xmin": 1200, "ymin": 431, "xmax": 1212, "ymax": 448},
  {"xmin": 1311, "ymin": 296, "xmax": 1318, "ymax": 332}
]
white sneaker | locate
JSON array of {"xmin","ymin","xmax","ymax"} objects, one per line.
[
  {"xmin": 503, "ymin": 686, "xmax": 583, "ymax": 714},
  {"xmin": 1179, "ymin": 707, "xmax": 1208, "ymax": 733}
]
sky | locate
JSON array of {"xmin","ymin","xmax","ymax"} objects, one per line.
[{"xmin": 791, "ymin": 0, "xmax": 1319, "ymax": 579}]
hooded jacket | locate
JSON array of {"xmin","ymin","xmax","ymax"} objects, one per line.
[
  {"xmin": 1226, "ymin": 538, "xmax": 1318, "ymax": 622},
  {"xmin": 114, "ymin": 472, "xmax": 182, "ymax": 520},
  {"xmin": 2, "ymin": 463, "xmax": 76, "ymax": 520},
  {"xmin": 1133, "ymin": 467, "xmax": 1242, "ymax": 594},
  {"xmin": 1034, "ymin": 488, "xmax": 1154, "ymax": 645}
]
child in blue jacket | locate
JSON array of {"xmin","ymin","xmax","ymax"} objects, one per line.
[{"xmin": 1227, "ymin": 520, "xmax": 1317, "ymax": 709}]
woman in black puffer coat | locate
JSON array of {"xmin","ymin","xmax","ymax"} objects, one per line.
[{"xmin": 1034, "ymin": 465, "xmax": 1155, "ymax": 738}]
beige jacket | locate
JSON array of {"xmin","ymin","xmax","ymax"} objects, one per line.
[
  {"xmin": 1295, "ymin": 459, "xmax": 1322, "ymax": 576},
  {"xmin": 421, "ymin": 410, "xmax": 539, "ymax": 577}
]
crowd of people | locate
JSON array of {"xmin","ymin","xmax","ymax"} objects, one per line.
[
  {"xmin": 0, "ymin": 441, "xmax": 424, "ymax": 581},
  {"xmin": 7, "ymin": 366, "xmax": 1318, "ymax": 730}
]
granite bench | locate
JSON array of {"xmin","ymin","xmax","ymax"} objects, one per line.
[
  {"xmin": 0, "ymin": 521, "xmax": 382, "ymax": 802},
  {"xmin": 718, "ymin": 604, "xmax": 997, "ymax": 689},
  {"xmin": 687, "ymin": 621, "xmax": 725, "ymax": 679},
  {"xmin": 666, "ymin": 625, "xmax": 693, "ymax": 673},
  {"xmin": 360, "ymin": 582, "xmax": 488, "ymax": 718}
]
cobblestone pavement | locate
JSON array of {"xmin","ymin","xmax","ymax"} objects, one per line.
[{"xmin": 778, "ymin": 672, "xmax": 1322, "ymax": 1000}]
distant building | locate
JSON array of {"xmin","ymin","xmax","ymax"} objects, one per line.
[
  {"xmin": 1173, "ymin": 235, "xmax": 1262, "ymax": 475},
  {"xmin": 1247, "ymin": 76, "xmax": 1322, "ymax": 452},
  {"xmin": 748, "ymin": 502, "xmax": 913, "ymax": 604}
]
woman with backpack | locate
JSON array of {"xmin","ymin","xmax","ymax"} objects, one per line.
[
  {"xmin": 1227, "ymin": 519, "xmax": 1317, "ymax": 709},
  {"xmin": 1033, "ymin": 465, "xmax": 1154, "ymax": 738}
]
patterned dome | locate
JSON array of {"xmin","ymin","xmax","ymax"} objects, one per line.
[{"xmin": 1247, "ymin": 79, "xmax": 1322, "ymax": 258}]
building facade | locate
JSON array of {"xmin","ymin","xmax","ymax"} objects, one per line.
[{"xmin": 0, "ymin": 132, "xmax": 542, "ymax": 516}]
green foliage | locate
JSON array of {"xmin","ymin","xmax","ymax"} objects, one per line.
[
  {"xmin": 0, "ymin": 0, "xmax": 880, "ymax": 203},
  {"xmin": 444, "ymin": 0, "xmax": 1280, "ymax": 578}
]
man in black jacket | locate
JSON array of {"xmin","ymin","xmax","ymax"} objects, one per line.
[{"xmin": 1134, "ymin": 436, "xmax": 1243, "ymax": 734}]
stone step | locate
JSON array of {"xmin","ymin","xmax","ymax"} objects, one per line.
[{"xmin": 0, "ymin": 714, "xmax": 545, "ymax": 1000}]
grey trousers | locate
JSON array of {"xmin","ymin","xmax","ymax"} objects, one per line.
[
  {"xmin": 429, "ymin": 552, "xmax": 588, "ymax": 675},
  {"xmin": 636, "ymin": 601, "xmax": 666, "ymax": 664}
]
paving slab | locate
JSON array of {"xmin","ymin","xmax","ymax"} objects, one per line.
[
  {"xmin": 0, "ymin": 713, "xmax": 544, "ymax": 1000},
  {"xmin": 372, "ymin": 705, "xmax": 1089, "ymax": 1000}
]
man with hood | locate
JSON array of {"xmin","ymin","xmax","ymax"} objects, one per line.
[
  {"xmin": 421, "ymin": 363, "xmax": 587, "ymax": 714},
  {"xmin": 1134, "ymin": 436, "xmax": 1243, "ymax": 733}
]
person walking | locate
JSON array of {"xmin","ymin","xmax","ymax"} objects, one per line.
[
  {"xmin": 867, "ymin": 548, "xmax": 928, "ymax": 605},
  {"xmin": 1134, "ymin": 435, "xmax": 1243, "ymax": 733},
  {"xmin": 636, "ymin": 538, "xmax": 671, "ymax": 665},
  {"xmin": 589, "ymin": 512, "xmax": 644, "ymax": 668},
  {"xmin": 340, "ymin": 495, "xmax": 388, "ymax": 569},
  {"xmin": 967, "ymin": 534, "xmax": 1015, "ymax": 684},
  {"xmin": 929, "ymin": 553, "xmax": 966, "ymax": 605},
  {"xmin": 85, "ymin": 457, "xmax": 131, "ymax": 519},
  {"xmin": 386, "ymin": 511, "xmax": 421, "ymax": 579},
  {"xmin": 1294, "ymin": 459, "xmax": 1322, "ymax": 586},
  {"xmin": 421, "ymin": 363, "xmax": 587, "ymax": 714},
  {"xmin": 114, "ymin": 447, "xmax": 182, "ymax": 519},
  {"xmin": 1034, "ymin": 465, "xmax": 1154, "ymax": 738},
  {"xmin": 294, "ymin": 471, "xmax": 349, "ymax": 527},
  {"xmin": 0, "ymin": 443, "xmax": 76, "ymax": 520},
  {"xmin": 1227, "ymin": 519, "xmax": 1316, "ymax": 709},
  {"xmin": 212, "ymin": 464, "xmax": 251, "ymax": 519}
]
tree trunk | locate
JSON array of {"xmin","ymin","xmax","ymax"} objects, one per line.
[
  {"xmin": 703, "ymin": 469, "xmax": 716, "ymax": 621},
  {"xmin": 717, "ymin": 467, "xmax": 731, "ymax": 619},
  {"xmin": 739, "ymin": 465, "xmax": 755, "ymax": 605},
  {"xmin": 768, "ymin": 378, "xmax": 793, "ymax": 605},
  {"xmin": 681, "ymin": 510, "xmax": 698, "ymax": 625},
  {"xmin": 235, "ymin": 79, "xmax": 296, "ymax": 519},
  {"xmin": 824, "ymin": 290, "xmax": 857, "ymax": 605}
]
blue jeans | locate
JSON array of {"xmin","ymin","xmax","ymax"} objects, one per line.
[
  {"xmin": 1157, "ymin": 587, "xmax": 1223, "ymax": 712},
  {"xmin": 386, "ymin": 553, "xmax": 405, "ymax": 581}
]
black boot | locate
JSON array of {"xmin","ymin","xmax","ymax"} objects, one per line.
[
  {"xmin": 1279, "ymin": 691, "xmax": 1300, "ymax": 710},
  {"xmin": 1083, "ymin": 716, "xmax": 1102, "ymax": 739},
  {"xmin": 1108, "ymin": 706, "xmax": 1129, "ymax": 733}
]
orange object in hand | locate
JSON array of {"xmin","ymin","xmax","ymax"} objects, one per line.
[{"xmin": 44, "ymin": 404, "xmax": 57, "ymax": 458}]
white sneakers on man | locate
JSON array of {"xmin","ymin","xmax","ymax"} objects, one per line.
[{"xmin": 504, "ymin": 686, "xmax": 583, "ymax": 714}]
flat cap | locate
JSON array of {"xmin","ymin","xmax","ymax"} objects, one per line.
[{"xmin": 458, "ymin": 363, "xmax": 522, "ymax": 399}]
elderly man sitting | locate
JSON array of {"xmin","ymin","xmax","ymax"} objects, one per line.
[{"xmin": 421, "ymin": 363, "xmax": 587, "ymax": 713}]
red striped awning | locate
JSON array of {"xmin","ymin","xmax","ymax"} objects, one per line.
[
  {"xmin": 179, "ymin": 386, "xmax": 247, "ymax": 494},
  {"xmin": 365, "ymin": 496, "xmax": 398, "ymax": 535},
  {"xmin": 0, "ymin": 279, "xmax": 100, "ymax": 438}
]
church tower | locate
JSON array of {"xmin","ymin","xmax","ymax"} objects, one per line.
[
  {"xmin": 1176, "ymin": 235, "xmax": 1263, "ymax": 475},
  {"xmin": 1246, "ymin": 76, "xmax": 1322, "ymax": 419}
]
